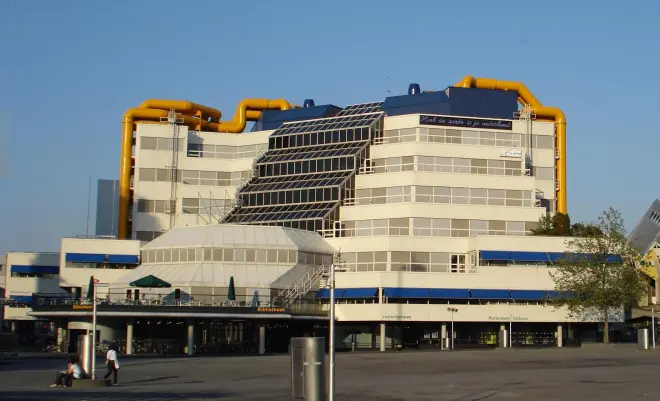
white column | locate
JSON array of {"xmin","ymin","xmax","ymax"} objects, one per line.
[
  {"xmin": 441, "ymin": 323, "xmax": 447, "ymax": 349},
  {"xmin": 258, "ymin": 325, "xmax": 266, "ymax": 355},
  {"xmin": 379, "ymin": 323, "xmax": 386, "ymax": 352},
  {"xmin": 187, "ymin": 319, "xmax": 195, "ymax": 356},
  {"xmin": 56, "ymin": 324, "xmax": 65, "ymax": 352},
  {"xmin": 126, "ymin": 320, "xmax": 134, "ymax": 355},
  {"xmin": 557, "ymin": 324, "xmax": 563, "ymax": 348}
]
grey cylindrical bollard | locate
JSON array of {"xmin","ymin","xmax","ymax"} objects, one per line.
[
  {"xmin": 638, "ymin": 328, "xmax": 649, "ymax": 350},
  {"xmin": 79, "ymin": 333, "xmax": 94, "ymax": 377},
  {"xmin": 291, "ymin": 337, "xmax": 326, "ymax": 401}
]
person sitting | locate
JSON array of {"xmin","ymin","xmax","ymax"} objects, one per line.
[{"xmin": 50, "ymin": 357, "xmax": 82, "ymax": 388}]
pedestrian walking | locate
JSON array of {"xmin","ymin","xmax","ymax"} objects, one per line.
[{"xmin": 103, "ymin": 343, "xmax": 120, "ymax": 385}]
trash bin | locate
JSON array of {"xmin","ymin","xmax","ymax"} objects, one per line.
[
  {"xmin": 638, "ymin": 328, "xmax": 649, "ymax": 350},
  {"xmin": 290, "ymin": 337, "xmax": 326, "ymax": 401}
]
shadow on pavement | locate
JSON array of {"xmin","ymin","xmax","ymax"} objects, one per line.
[
  {"xmin": 0, "ymin": 390, "xmax": 233, "ymax": 400},
  {"xmin": 123, "ymin": 375, "xmax": 181, "ymax": 384}
]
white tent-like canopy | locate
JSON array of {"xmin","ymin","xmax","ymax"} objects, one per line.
[{"xmin": 111, "ymin": 224, "xmax": 335, "ymax": 291}]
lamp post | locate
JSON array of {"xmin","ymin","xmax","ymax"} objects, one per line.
[
  {"xmin": 652, "ymin": 305, "xmax": 656, "ymax": 351},
  {"xmin": 328, "ymin": 263, "xmax": 336, "ymax": 401},
  {"xmin": 447, "ymin": 307, "xmax": 458, "ymax": 350}
]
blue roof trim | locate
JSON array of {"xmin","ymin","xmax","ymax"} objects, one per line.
[
  {"xmin": 11, "ymin": 265, "xmax": 59, "ymax": 274},
  {"xmin": 316, "ymin": 289, "xmax": 345, "ymax": 299},
  {"xmin": 383, "ymin": 288, "xmax": 430, "ymax": 298},
  {"xmin": 107, "ymin": 255, "xmax": 139, "ymax": 264},
  {"xmin": 480, "ymin": 251, "xmax": 624, "ymax": 264},
  {"xmin": 510, "ymin": 290, "xmax": 548, "ymax": 300},
  {"xmin": 66, "ymin": 253, "xmax": 138, "ymax": 264},
  {"xmin": 470, "ymin": 289, "xmax": 511, "ymax": 299},
  {"xmin": 10, "ymin": 295, "xmax": 33, "ymax": 304},
  {"xmin": 339, "ymin": 288, "xmax": 378, "ymax": 299},
  {"xmin": 429, "ymin": 288, "xmax": 471, "ymax": 299}
]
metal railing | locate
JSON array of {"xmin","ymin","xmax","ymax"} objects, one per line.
[
  {"xmin": 277, "ymin": 265, "xmax": 328, "ymax": 306},
  {"xmin": 32, "ymin": 293, "xmax": 283, "ymax": 309}
]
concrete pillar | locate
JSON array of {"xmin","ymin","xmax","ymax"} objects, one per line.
[
  {"xmin": 10, "ymin": 321, "xmax": 16, "ymax": 333},
  {"xmin": 56, "ymin": 324, "xmax": 66, "ymax": 352},
  {"xmin": 379, "ymin": 323, "xmax": 386, "ymax": 352},
  {"xmin": 557, "ymin": 324, "xmax": 563, "ymax": 348},
  {"xmin": 126, "ymin": 320, "xmax": 134, "ymax": 355},
  {"xmin": 567, "ymin": 323, "xmax": 574, "ymax": 340},
  {"xmin": 500, "ymin": 324, "xmax": 506, "ymax": 331},
  {"xmin": 258, "ymin": 325, "xmax": 266, "ymax": 355},
  {"xmin": 187, "ymin": 319, "xmax": 195, "ymax": 356},
  {"xmin": 371, "ymin": 325, "xmax": 377, "ymax": 349},
  {"xmin": 441, "ymin": 323, "xmax": 447, "ymax": 349}
]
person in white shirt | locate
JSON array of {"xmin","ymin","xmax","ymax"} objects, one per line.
[
  {"xmin": 103, "ymin": 343, "xmax": 120, "ymax": 385},
  {"xmin": 50, "ymin": 358, "xmax": 82, "ymax": 387}
]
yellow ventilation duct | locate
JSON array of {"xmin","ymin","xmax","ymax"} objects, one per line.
[
  {"xmin": 454, "ymin": 76, "xmax": 567, "ymax": 215},
  {"xmin": 118, "ymin": 98, "xmax": 293, "ymax": 239}
]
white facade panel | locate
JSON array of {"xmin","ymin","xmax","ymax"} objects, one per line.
[
  {"xmin": 355, "ymin": 172, "xmax": 537, "ymax": 191},
  {"xmin": 59, "ymin": 238, "xmax": 142, "ymax": 293},
  {"xmin": 339, "ymin": 203, "xmax": 545, "ymax": 223},
  {"xmin": 4, "ymin": 252, "xmax": 64, "ymax": 321}
]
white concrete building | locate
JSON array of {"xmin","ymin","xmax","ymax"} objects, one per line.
[
  {"xmin": 59, "ymin": 237, "xmax": 142, "ymax": 297},
  {"xmin": 33, "ymin": 81, "xmax": 615, "ymax": 353},
  {"xmin": 2, "ymin": 252, "xmax": 65, "ymax": 342}
]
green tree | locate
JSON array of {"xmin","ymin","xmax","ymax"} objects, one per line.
[
  {"xmin": 531, "ymin": 212, "xmax": 571, "ymax": 236},
  {"xmin": 571, "ymin": 222, "xmax": 603, "ymax": 237},
  {"xmin": 550, "ymin": 208, "xmax": 647, "ymax": 343}
]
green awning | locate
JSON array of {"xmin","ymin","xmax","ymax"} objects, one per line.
[{"xmin": 129, "ymin": 275, "xmax": 171, "ymax": 288}]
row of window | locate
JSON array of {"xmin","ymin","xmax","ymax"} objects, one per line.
[
  {"xmin": 351, "ymin": 186, "xmax": 536, "ymax": 207},
  {"xmin": 140, "ymin": 247, "xmax": 333, "ymax": 265},
  {"xmin": 140, "ymin": 136, "xmax": 268, "ymax": 161},
  {"xmin": 334, "ymin": 218, "xmax": 535, "ymax": 238},
  {"xmin": 136, "ymin": 198, "xmax": 232, "ymax": 215},
  {"xmin": 267, "ymin": 127, "xmax": 374, "ymax": 150},
  {"xmin": 64, "ymin": 263, "xmax": 135, "ymax": 270},
  {"xmin": 10, "ymin": 272, "xmax": 58, "ymax": 278},
  {"xmin": 240, "ymin": 187, "xmax": 343, "ymax": 207},
  {"xmin": 187, "ymin": 143, "xmax": 267, "ymax": 160},
  {"xmin": 257, "ymin": 156, "xmax": 358, "ymax": 177},
  {"xmin": 135, "ymin": 231, "xmax": 164, "ymax": 242},
  {"xmin": 379, "ymin": 128, "xmax": 554, "ymax": 149},
  {"xmin": 137, "ymin": 168, "xmax": 250, "ymax": 187},
  {"xmin": 369, "ymin": 156, "xmax": 519, "ymax": 177},
  {"xmin": 139, "ymin": 137, "xmax": 183, "ymax": 152},
  {"xmin": 649, "ymin": 210, "xmax": 660, "ymax": 226},
  {"xmin": 337, "ymin": 252, "xmax": 476, "ymax": 274}
]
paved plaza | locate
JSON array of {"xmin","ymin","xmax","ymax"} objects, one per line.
[{"xmin": 0, "ymin": 348, "xmax": 658, "ymax": 400}]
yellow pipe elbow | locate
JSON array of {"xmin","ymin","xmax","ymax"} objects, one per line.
[
  {"xmin": 455, "ymin": 76, "xmax": 567, "ymax": 214},
  {"xmin": 118, "ymin": 98, "xmax": 293, "ymax": 238}
]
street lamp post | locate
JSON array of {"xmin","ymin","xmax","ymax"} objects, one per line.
[
  {"xmin": 447, "ymin": 307, "xmax": 458, "ymax": 350},
  {"xmin": 652, "ymin": 305, "xmax": 656, "ymax": 351},
  {"xmin": 328, "ymin": 263, "xmax": 336, "ymax": 401}
]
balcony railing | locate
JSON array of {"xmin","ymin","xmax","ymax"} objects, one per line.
[{"xmin": 30, "ymin": 293, "xmax": 327, "ymax": 315}]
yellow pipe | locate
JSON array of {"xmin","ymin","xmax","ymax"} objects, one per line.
[
  {"xmin": 454, "ymin": 76, "xmax": 567, "ymax": 214},
  {"xmin": 138, "ymin": 99, "xmax": 222, "ymax": 122},
  {"xmin": 208, "ymin": 99, "xmax": 292, "ymax": 133},
  {"xmin": 118, "ymin": 98, "xmax": 293, "ymax": 239}
]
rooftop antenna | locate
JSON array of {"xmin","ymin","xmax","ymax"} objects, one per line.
[{"xmin": 386, "ymin": 76, "xmax": 391, "ymax": 94}]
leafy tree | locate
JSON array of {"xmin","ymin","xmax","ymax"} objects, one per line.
[
  {"xmin": 531, "ymin": 212, "xmax": 571, "ymax": 236},
  {"xmin": 550, "ymin": 208, "xmax": 647, "ymax": 343},
  {"xmin": 571, "ymin": 222, "xmax": 603, "ymax": 237}
]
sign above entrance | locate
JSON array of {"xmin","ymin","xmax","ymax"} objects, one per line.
[{"xmin": 419, "ymin": 115, "xmax": 513, "ymax": 131}]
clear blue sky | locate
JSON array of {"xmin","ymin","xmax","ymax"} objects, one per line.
[{"xmin": 0, "ymin": 0, "xmax": 658, "ymax": 253}]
